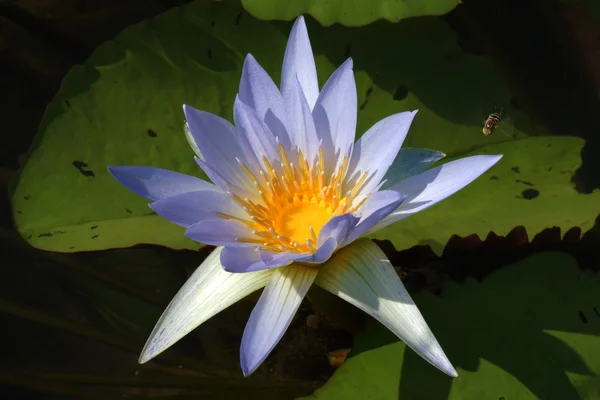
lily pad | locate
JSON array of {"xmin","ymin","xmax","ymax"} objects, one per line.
[
  {"xmin": 242, "ymin": 0, "xmax": 461, "ymax": 27},
  {"xmin": 300, "ymin": 252, "xmax": 600, "ymax": 399},
  {"xmin": 371, "ymin": 136, "xmax": 600, "ymax": 254},
  {"xmin": 11, "ymin": 0, "xmax": 529, "ymax": 252}
]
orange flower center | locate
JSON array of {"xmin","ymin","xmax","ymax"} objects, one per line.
[{"xmin": 218, "ymin": 144, "xmax": 369, "ymax": 253}]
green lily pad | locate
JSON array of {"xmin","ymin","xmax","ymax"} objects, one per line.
[
  {"xmin": 11, "ymin": 0, "xmax": 529, "ymax": 252},
  {"xmin": 300, "ymin": 252, "xmax": 600, "ymax": 399},
  {"xmin": 242, "ymin": 0, "xmax": 461, "ymax": 27},
  {"xmin": 371, "ymin": 136, "xmax": 600, "ymax": 254}
]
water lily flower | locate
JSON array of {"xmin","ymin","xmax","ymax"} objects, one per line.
[{"xmin": 108, "ymin": 16, "xmax": 502, "ymax": 377}]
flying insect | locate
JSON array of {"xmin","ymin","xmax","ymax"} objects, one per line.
[
  {"xmin": 482, "ymin": 108, "xmax": 515, "ymax": 138},
  {"xmin": 483, "ymin": 109, "xmax": 503, "ymax": 136}
]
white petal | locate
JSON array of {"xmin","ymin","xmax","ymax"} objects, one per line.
[
  {"xmin": 139, "ymin": 247, "xmax": 272, "ymax": 363},
  {"xmin": 372, "ymin": 155, "xmax": 503, "ymax": 232},
  {"xmin": 240, "ymin": 264, "xmax": 318, "ymax": 376},
  {"xmin": 315, "ymin": 239, "xmax": 457, "ymax": 377}
]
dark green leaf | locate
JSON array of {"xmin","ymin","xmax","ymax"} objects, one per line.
[
  {"xmin": 12, "ymin": 1, "xmax": 528, "ymax": 252},
  {"xmin": 241, "ymin": 0, "xmax": 461, "ymax": 27},
  {"xmin": 302, "ymin": 252, "xmax": 600, "ymax": 399}
]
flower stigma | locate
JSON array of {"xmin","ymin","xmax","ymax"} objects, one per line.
[{"xmin": 217, "ymin": 142, "xmax": 370, "ymax": 254}]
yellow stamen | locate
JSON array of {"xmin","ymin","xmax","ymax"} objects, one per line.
[
  {"xmin": 298, "ymin": 151, "xmax": 308, "ymax": 183},
  {"xmin": 225, "ymin": 146, "xmax": 369, "ymax": 254},
  {"xmin": 216, "ymin": 212, "xmax": 256, "ymax": 229},
  {"xmin": 350, "ymin": 171, "xmax": 369, "ymax": 198}
]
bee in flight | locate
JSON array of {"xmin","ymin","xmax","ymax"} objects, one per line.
[
  {"xmin": 482, "ymin": 107, "xmax": 515, "ymax": 138},
  {"xmin": 482, "ymin": 109, "xmax": 504, "ymax": 136}
]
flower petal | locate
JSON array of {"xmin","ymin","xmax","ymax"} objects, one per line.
[
  {"xmin": 298, "ymin": 236, "xmax": 339, "ymax": 263},
  {"xmin": 185, "ymin": 219, "xmax": 259, "ymax": 247},
  {"xmin": 281, "ymin": 16, "xmax": 319, "ymax": 110},
  {"xmin": 150, "ymin": 190, "xmax": 244, "ymax": 228},
  {"xmin": 233, "ymin": 97, "xmax": 280, "ymax": 173},
  {"xmin": 283, "ymin": 75, "xmax": 320, "ymax": 165},
  {"xmin": 380, "ymin": 147, "xmax": 446, "ymax": 190},
  {"xmin": 224, "ymin": 218, "xmax": 355, "ymax": 273},
  {"xmin": 264, "ymin": 109, "xmax": 294, "ymax": 158},
  {"xmin": 346, "ymin": 111, "xmax": 417, "ymax": 197},
  {"xmin": 315, "ymin": 239, "xmax": 457, "ymax": 377},
  {"xmin": 221, "ymin": 246, "xmax": 269, "ymax": 273},
  {"xmin": 341, "ymin": 190, "xmax": 407, "ymax": 247},
  {"xmin": 139, "ymin": 247, "xmax": 272, "ymax": 363},
  {"xmin": 317, "ymin": 213, "xmax": 360, "ymax": 248},
  {"xmin": 312, "ymin": 58, "xmax": 356, "ymax": 176},
  {"xmin": 183, "ymin": 105, "xmax": 253, "ymax": 191},
  {"xmin": 107, "ymin": 166, "xmax": 217, "ymax": 202},
  {"xmin": 193, "ymin": 156, "xmax": 229, "ymax": 191},
  {"xmin": 240, "ymin": 264, "xmax": 318, "ymax": 376},
  {"xmin": 259, "ymin": 249, "xmax": 308, "ymax": 269},
  {"xmin": 260, "ymin": 236, "xmax": 339, "ymax": 268},
  {"xmin": 239, "ymin": 54, "xmax": 286, "ymax": 123},
  {"xmin": 184, "ymin": 120, "xmax": 203, "ymax": 160},
  {"xmin": 372, "ymin": 155, "xmax": 503, "ymax": 232},
  {"xmin": 194, "ymin": 157, "xmax": 259, "ymax": 202}
]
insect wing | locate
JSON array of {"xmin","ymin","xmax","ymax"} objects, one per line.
[{"xmin": 496, "ymin": 114, "xmax": 515, "ymax": 138}]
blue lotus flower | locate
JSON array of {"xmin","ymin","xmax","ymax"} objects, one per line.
[{"xmin": 109, "ymin": 16, "xmax": 502, "ymax": 377}]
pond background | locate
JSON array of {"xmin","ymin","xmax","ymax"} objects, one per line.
[{"xmin": 1, "ymin": 0, "xmax": 600, "ymax": 398}]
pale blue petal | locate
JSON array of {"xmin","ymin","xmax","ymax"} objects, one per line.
[
  {"xmin": 221, "ymin": 247, "xmax": 270, "ymax": 273},
  {"xmin": 194, "ymin": 156, "xmax": 229, "ymax": 191},
  {"xmin": 317, "ymin": 213, "xmax": 360, "ymax": 248},
  {"xmin": 183, "ymin": 105, "xmax": 253, "ymax": 191},
  {"xmin": 341, "ymin": 190, "xmax": 406, "ymax": 247},
  {"xmin": 234, "ymin": 97, "xmax": 280, "ymax": 173},
  {"xmin": 194, "ymin": 157, "xmax": 258, "ymax": 202},
  {"xmin": 296, "ymin": 236, "xmax": 338, "ymax": 264},
  {"xmin": 371, "ymin": 155, "xmax": 503, "ymax": 233},
  {"xmin": 108, "ymin": 166, "xmax": 217, "ymax": 202},
  {"xmin": 185, "ymin": 219, "xmax": 259, "ymax": 247},
  {"xmin": 239, "ymin": 54, "xmax": 286, "ymax": 123},
  {"xmin": 264, "ymin": 108, "xmax": 294, "ymax": 158},
  {"xmin": 220, "ymin": 216, "xmax": 356, "ymax": 272},
  {"xmin": 312, "ymin": 58, "xmax": 356, "ymax": 176},
  {"xmin": 258, "ymin": 249, "xmax": 307, "ymax": 269},
  {"xmin": 260, "ymin": 236, "xmax": 338, "ymax": 267},
  {"xmin": 281, "ymin": 16, "xmax": 319, "ymax": 110},
  {"xmin": 315, "ymin": 239, "xmax": 458, "ymax": 377},
  {"xmin": 380, "ymin": 148, "xmax": 446, "ymax": 190},
  {"xmin": 150, "ymin": 190, "xmax": 245, "ymax": 228},
  {"xmin": 240, "ymin": 264, "xmax": 318, "ymax": 376},
  {"xmin": 346, "ymin": 111, "xmax": 417, "ymax": 197},
  {"xmin": 283, "ymin": 75, "xmax": 320, "ymax": 165},
  {"xmin": 139, "ymin": 247, "xmax": 272, "ymax": 363}
]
